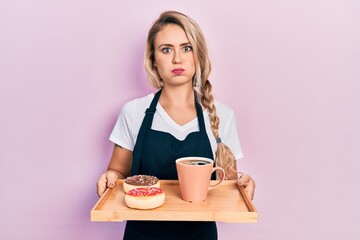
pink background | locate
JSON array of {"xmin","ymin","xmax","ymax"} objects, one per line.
[{"xmin": 1, "ymin": 1, "xmax": 359, "ymax": 239}]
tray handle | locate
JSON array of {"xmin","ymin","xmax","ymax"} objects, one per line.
[
  {"xmin": 94, "ymin": 185, "xmax": 114, "ymax": 210},
  {"xmin": 237, "ymin": 182, "xmax": 257, "ymax": 212}
]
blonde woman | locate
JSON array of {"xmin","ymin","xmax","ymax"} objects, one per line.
[{"xmin": 97, "ymin": 11, "xmax": 255, "ymax": 240}]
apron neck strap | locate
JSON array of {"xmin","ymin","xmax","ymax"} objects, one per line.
[{"xmin": 145, "ymin": 89, "xmax": 162, "ymax": 115}]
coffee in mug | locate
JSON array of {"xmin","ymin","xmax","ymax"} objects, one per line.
[
  {"xmin": 175, "ymin": 157, "xmax": 225, "ymax": 203},
  {"xmin": 179, "ymin": 159, "xmax": 211, "ymax": 166}
]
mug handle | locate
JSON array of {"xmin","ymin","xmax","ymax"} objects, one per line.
[{"xmin": 208, "ymin": 167, "xmax": 225, "ymax": 191}]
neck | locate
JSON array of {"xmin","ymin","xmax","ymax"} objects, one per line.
[{"xmin": 159, "ymin": 85, "xmax": 195, "ymax": 108}]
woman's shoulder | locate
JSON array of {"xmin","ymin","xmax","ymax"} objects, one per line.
[{"xmin": 121, "ymin": 92, "xmax": 155, "ymax": 113}]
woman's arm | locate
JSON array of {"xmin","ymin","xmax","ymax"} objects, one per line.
[{"xmin": 107, "ymin": 144, "xmax": 133, "ymax": 178}]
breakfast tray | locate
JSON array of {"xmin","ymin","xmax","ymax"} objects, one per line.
[{"xmin": 91, "ymin": 179, "xmax": 257, "ymax": 223}]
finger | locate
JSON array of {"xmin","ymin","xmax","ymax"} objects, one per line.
[
  {"xmin": 238, "ymin": 174, "xmax": 251, "ymax": 186},
  {"xmin": 245, "ymin": 179, "xmax": 255, "ymax": 200},
  {"xmin": 97, "ymin": 173, "xmax": 107, "ymax": 197},
  {"xmin": 97, "ymin": 183, "xmax": 106, "ymax": 197},
  {"xmin": 106, "ymin": 171, "xmax": 118, "ymax": 188}
]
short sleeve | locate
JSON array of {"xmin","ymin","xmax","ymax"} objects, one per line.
[
  {"xmin": 222, "ymin": 110, "xmax": 244, "ymax": 160},
  {"xmin": 109, "ymin": 102, "xmax": 135, "ymax": 151}
]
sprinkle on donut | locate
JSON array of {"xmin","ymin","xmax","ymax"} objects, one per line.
[
  {"xmin": 124, "ymin": 175, "xmax": 159, "ymax": 186},
  {"xmin": 127, "ymin": 187, "xmax": 163, "ymax": 197}
]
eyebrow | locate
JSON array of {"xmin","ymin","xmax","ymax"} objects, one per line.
[{"xmin": 157, "ymin": 42, "xmax": 191, "ymax": 48}]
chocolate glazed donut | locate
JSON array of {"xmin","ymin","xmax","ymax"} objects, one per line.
[{"xmin": 123, "ymin": 175, "xmax": 160, "ymax": 193}]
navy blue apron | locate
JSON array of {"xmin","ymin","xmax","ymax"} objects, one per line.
[{"xmin": 123, "ymin": 90, "xmax": 217, "ymax": 240}]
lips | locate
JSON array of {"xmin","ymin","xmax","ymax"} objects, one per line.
[{"xmin": 171, "ymin": 68, "xmax": 185, "ymax": 75}]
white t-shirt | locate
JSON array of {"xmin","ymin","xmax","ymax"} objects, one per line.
[{"xmin": 109, "ymin": 93, "xmax": 243, "ymax": 160}]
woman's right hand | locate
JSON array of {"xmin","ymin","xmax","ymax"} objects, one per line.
[
  {"xmin": 96, "ymin": 170, "xmax": 118, "ymax": 197},
  {"xmin": 97, "ymin": 145, "xmax": 133, "ymax": 197}
]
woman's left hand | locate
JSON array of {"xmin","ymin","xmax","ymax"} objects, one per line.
[{"xmin": 238, "ymin": 174, "xmax": 255, "ymax": 200}]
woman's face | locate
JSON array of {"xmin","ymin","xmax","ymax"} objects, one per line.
[{"xmin": 153, "ymin": 24, "xmax": 195, "ymax": 88}]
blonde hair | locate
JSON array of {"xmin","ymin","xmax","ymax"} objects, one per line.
[{"xmin": 144, "ymin": 11, "xmax": 238, "ymax": 180}]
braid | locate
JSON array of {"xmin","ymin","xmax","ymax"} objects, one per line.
[
  {"xmin": 200, "ymin": 81, "xmax": 220, "ymax": 139},
  {"xmin": 200, "ymin": 80, "xmax": 238, "ymax": 180}
]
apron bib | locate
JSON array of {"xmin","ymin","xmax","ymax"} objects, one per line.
[{"xmin": 124, "ymin": 90, "xmax": 217, "ymax": 240}]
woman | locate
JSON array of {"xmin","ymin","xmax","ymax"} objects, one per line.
[{"xmin": 97, "ymin": 11, "xmax": 255, "ymax": 240}]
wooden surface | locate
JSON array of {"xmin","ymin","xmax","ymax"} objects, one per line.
[{"xmin": 91, "ymin": 179, "xmax": 258, "ymax": 223}]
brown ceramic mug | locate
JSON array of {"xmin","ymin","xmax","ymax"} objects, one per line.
[{"xmin": 175, "ymin": 157, "xmax": 225, "ymax": 203}]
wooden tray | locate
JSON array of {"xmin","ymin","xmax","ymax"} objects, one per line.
[{"xmin": 91, "ymin": 180, "xmax": 257, "ymax": 223}]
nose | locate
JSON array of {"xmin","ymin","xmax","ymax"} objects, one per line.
[{"xmin": 172, "ymin": 50, "xmax": 182, "ymax": 64}]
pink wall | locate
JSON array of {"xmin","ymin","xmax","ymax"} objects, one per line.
[{"xmin": 1, "ymin": 1, "xmax": 359, "ymax": 239}]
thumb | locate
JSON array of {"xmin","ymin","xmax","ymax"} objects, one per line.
[
  {"xmin": 106, "ymin": 171, "xmax": 118, "ymax": 188},
  {"xmin": 237, "ymin": 174, "xmax": 251, "ymax": 186}
]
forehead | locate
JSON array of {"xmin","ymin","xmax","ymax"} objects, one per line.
[{"xmin": 154, "ymin": 24, "xmax": 189, "ymax": 46}]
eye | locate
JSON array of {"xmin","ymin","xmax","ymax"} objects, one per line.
[
  {"xmin": 161, "ymin": 47, "xmax": 172, "ymax": 54},
  {"xmin": 183, "ymin": 45, "xmax": 192, "ymax": 52}
]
